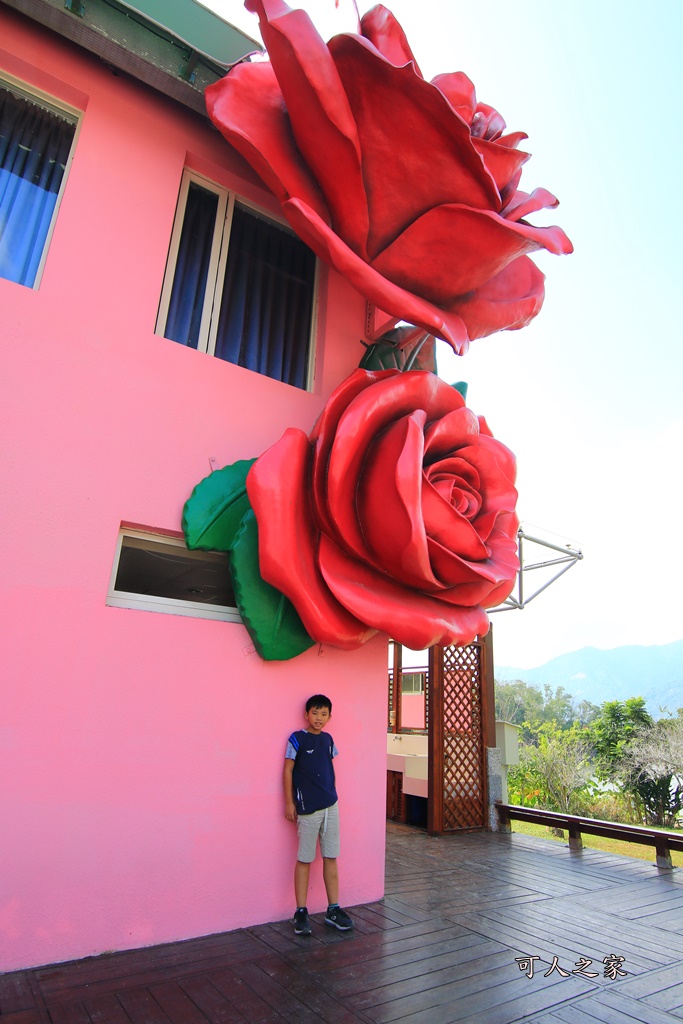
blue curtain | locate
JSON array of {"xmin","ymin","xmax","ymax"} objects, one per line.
[
  {"xmin": 0, "ymin": 87, "xmax": 75, "ymax": 287},
  {"xmin": 164, "ymin": 183, "xmax": 218, "ymax": 350},
  {"xmin": 214, "ymin": 205, "xmax": 315, "ymax": 389}
]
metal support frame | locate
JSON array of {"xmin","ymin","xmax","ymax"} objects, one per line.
[{"xmin": 490, "ymin": 526, "xmax": 582, "ymax": 614}]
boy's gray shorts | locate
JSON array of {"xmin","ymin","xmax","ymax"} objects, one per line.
[{"xmin": 296, "ymin": 801, "xmax": 340, "ymax": 862}]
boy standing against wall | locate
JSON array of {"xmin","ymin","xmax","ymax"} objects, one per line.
[{"xmin": 284, "ymin": 694, "xmax": 354, "ymax": 935}]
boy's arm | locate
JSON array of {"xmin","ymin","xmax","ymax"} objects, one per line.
[{"xmin": 283, "ymin": 758, "xmax": 296, "ymax": 822}]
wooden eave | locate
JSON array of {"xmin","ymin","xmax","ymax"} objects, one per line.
[{"xmin": 1, "ymin": 0, "xmax": 261, "ymax": 116}]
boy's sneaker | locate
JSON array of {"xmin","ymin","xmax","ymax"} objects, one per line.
[
  {"xmin": 325, "ymin": 906, "xmax": 354, "ymax": 931},
  {"xmin": 293, "ymin": 907, "xmax": 311, "ymax": 936}
]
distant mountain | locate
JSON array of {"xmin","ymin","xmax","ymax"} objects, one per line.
[{"xmin": 495, "ymin": 640, "xmax": 683, "ymax": 715}]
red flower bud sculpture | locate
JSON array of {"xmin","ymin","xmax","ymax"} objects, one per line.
[
  {"xmin": 206, "ymin": 0, "xmax": 573, "ymax": 353},
  {"xmin": 183, "ymin": 370, "xmax": 519, "ymax": 659}
]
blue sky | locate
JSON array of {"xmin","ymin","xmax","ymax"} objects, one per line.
[{"xmin": 205, "ymin": 0, "xmax": 683, "ymax": 669}]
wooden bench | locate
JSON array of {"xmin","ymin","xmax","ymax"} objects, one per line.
[{"xmin": 496, "ymin": 801, "xmax": 683, "ymax": 869}]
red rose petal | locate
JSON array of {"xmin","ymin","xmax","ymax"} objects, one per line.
[
  {"xmin": 430, "ymin": 71, "xmax": 477, "ymax": 123},
  {"xmin": 481, "ymin": 572, "xmax": 518, "ymax": 609},
  {"xmin": 425, "ymin": 457, "xmax": 481, "ymax": 492},
  {"xmin": 424, "ymin": 537, "xmax": 491, "ymax": 588},
  {"xmin": 247, "ymin": 428, "xmax": 374, "ymax": 648},
  {"xmin": 430, "ymin": 524, "xmax": 519, "ymax": 598},
  {"xmin": 357, "ymin": 410, "xmax": 439, "ymax": 590},
  {"xmin": 310, "ymin": 368, "xmax": 391, "ymax": 541},
  {"xmin": 497, "ymin": 131, "xmax": 529, "ymax": 149},
  {"xmin": 328, "ymin": 33, "xmax": 500, "ymax": 258},
  {"xmin": 425, "ymin": 541, "xmax": 500, "ymax": 602},
  {"xmin": 282, "ymin": 197, "xmax": 471, "ymax": 351},
  {"xmin": 318, "ymin": 534, "xmax": 491, "ymax": 649},
  {"xmin": 502, "ymin": 187, "xmax": 561, "ymax": 222},
  {"xmin": 360, "ymin": 5, "xmax": 423, "ymax": 76},
  {"xmin": 421, "ymin": 478, "xmax": 489, "ymax": 561},
  {"xmin": 478, "ymin": 432, "xmax": 517, "ymax": 487},
  {"xmin": 471, "ymin": 102, "xmax": 506, "ymax": 140},
  {"xmin": 456, "ymin": 444, "xmax": 518, "ymax": 542},
  {"xmin": 423, "ymin": 407, "xmax": 478, "ymax": 462},
  {"xmin": 245, "ymin": 0, "xmax": 370, "ymax": 258},
  {"xmin": 425, "ymin": 458, "xmax": 482, "ymax": 517},
  {"xmin": 326, "ymin": 372, "xmax": 466, "ymax": 559},
  {"xmin": 471, "ymin": 136, "xmax": 530, "ymax": 197},
  {"xmin": 453, "ymin": 255, "xmax": 547, "ymax": 339},
  {"xmin": 205, "ymin": 63, "xmax": 328, "ymax": 221},
  {"xmin": 478, "ymin": 416, "xmax": 494, "ymax": 438},
  {"xmin": 372, "ymin": 204, "xmax": 574, "ymax": 305}
]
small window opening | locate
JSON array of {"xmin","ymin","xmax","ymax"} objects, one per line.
[
  {"xmin": 401, "ymin": 672, "xmax": 426, "ymax": 695},
  {"xmin": 107, "ymin": 530, "xmax": 240, "ymax": 622}
]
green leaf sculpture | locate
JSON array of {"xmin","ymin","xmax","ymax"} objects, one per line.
[
  {"xmin": 183, "ymin": 458, "xmax": 315, "ymax": 660},
  {"xmin": 359, "ymin": 325, "xmax": 437, "ymax": 374},
  {"xmin": 230, "ymin": 509, "xmax": 315, "ymax": 661},
  {"xmin": 182, "ymin": 458, "xmax": 256, "ymax": 552}
]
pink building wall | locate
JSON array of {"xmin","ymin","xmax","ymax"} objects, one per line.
[
  {"xmin": 401, "ymin": 694, "xmax": 427, "ymax": 730},
  {"xmin": 0, "ymin": 8, "xmax": 388, "ymax": 972}
]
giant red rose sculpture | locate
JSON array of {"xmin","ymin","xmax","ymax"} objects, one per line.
[
  {"xmin": 205, "ymin": 1, "xmax": 573, "ymax": 353},
  {"xmin": 183, "ymin": 370, "xmax": 519, "ymax": 659}
]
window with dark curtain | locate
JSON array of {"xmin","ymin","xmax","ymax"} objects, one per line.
[
  {"xmin": 162, "ymin": 185, "xmax": 316, "ymax": 390},
  {"xmin": 0, "ymin": 85, "xmax": 76, "ymax": 287},
  {"xmin": 214, "ymin": 204, "xmax": 315, "ymax": 390}
]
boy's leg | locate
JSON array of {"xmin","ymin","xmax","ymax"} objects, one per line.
[
  {"xmin": 294, "ymin": 860, "xmax": 311, "ymax": 909},
  {"xmin": 320, "ymin": 805, "xmax": 353, "ymax": 931},
  {"xmin": 322, "ymin": 857, "xmax": 339, "ymax": 906},
  {"xmin": 293, "ymin": 858, "xmax": 312, "ymax": 936},
  {"xmin": 324, "ymin": 870, "xmax": 354, "ymax": 932},
  {"xmin": 293, "ymin": 811, "xmax": 320, "ymax": 935}
]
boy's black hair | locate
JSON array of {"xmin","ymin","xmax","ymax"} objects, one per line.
[{"xmin": 306, "ymin": 694, "xmax": 332, "ymax": 714}]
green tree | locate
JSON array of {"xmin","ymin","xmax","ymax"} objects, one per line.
[
  {"xmin": 507, "ymin": 723, "xmax": 594, "ymax": 813},
  {"xmin": 619, "ymin": 715, "xmax": 683, "ymax": 827},
  {"xmin": 590, "ymin": 697, "xmax": 683, "ymax": 827},
  {"xmin": 591, "ymin": 697, "xmax": 652, "ymax": 780},
  {"xmin": 495, "ymin": 680, "xmax": 544, "ymax": 729},
  {"xmin": 573, "ymin": 699, "xmax": 601, "ymax": 728},
  {"xmin": 539, "ymin": 684, "xmax": 575, "ymax": 731},
  {"xmin": 495, "ymin": 679, "xmax": 579, "ymax": 742}
]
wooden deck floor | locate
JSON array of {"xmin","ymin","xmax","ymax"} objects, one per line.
[{"xmin": 3, "ymin": 822, "xmax": 683, "ymax": 1024}]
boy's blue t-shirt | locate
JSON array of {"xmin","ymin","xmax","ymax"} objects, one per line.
[{"xmin": 285, "ymin": 730, "xmax": 338, "ymax": 815}]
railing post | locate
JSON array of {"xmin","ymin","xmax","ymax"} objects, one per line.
[
  {"xmin": 568, "ymin": 825, "xmax": 583, "ymax": 851},
  {"xmin": 495, "ymin": 801, "xmax": 511, "ymax": 834},
  {"xmin": 655, "ymin": 841, "xmax": 673, "ymax": 870}
]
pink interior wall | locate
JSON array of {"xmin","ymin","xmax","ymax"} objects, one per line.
[{"xmin": 0, "ymin": 9, "xmax": 388, "ymax": 972}]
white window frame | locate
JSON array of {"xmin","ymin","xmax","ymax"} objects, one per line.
[
  {"xmin": 106, "ymin": 527, "xmax": 242, "ymax": 623},
  {"xmin": 156, "ymin": 169, "xmax": 319, "ymax": 390},
  {"xmin": 0, "ymin": 72, "xmax": 82, "ymax": 290}
]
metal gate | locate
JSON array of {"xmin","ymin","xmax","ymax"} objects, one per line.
[{"xmin": 427, "ymin": 634, "xmax": 494, "ymax": 834}]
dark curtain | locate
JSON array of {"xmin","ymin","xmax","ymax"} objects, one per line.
[
  {"xmin": 0, "ymin": 87, "xmax": 75, "ymax": 287},
  {"xmin": 214, "ymin": 204, "xmax": 315, "ymax": 389},
  {"xmin": 164, "ymin": 182, "xmax": 218, "ymax": 349}
]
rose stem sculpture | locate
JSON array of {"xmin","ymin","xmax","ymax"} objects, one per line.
[
  {"xmin": 205, "ymin": 0, "xmax": 573, "ymax": 355},
  {"xmin": 182, "ymin": 2, "xmax": 573, "ymax": 661}
]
